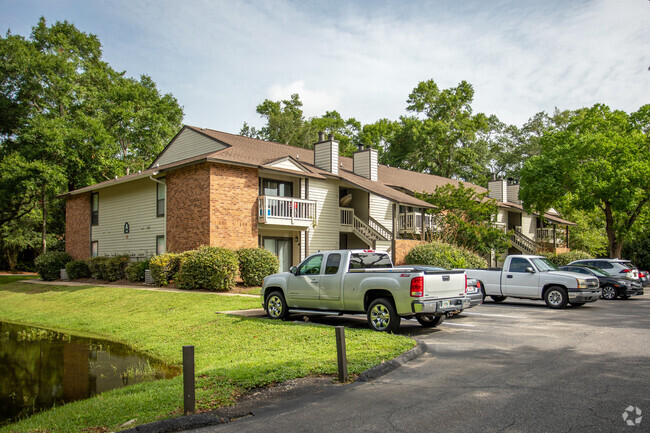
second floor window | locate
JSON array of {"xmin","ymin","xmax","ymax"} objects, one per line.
[
  {"xmin": 157, "ymin": 181, "xmax": 165, "ymax": 217},
  {"xmin": 91, "ymin": 192, "xmax": 99, "ymax": 226},
  {"xmin": 262, "ymin": 179, "xmax": 293, "ymax": 197}
]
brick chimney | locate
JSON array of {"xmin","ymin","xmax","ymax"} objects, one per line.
[{"xmin": 313, "ymin": 132, "xmax": 338, "ymax": 175}]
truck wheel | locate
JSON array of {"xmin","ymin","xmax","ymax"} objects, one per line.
[
  {"xmin": 265, "ymin": 291, "xmax": 289, "ymax": 320},
  {"xmin": 601, "ymin": 285, "xmax": 617, "ymax": 300},
  {"xmin": 416, "ymin": 314, "xmax": 445, "ymax": 328},
  {"xmin": 367, "ymin": 298, "xmax": 400, "ymax": 333},
  {"xmin": 544, "ymin": 286, "xmax": 568, "ymax": 309},
  {"xmin": 490, "ymin": 295, "xmax": 507, "ymax": 303}
]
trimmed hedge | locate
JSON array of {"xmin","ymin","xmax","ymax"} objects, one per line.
[
  {"xmin": 34, "ymin": 251, "xmax": 73, "ymax": 281},
  {"xmin": 65, "ymin": 260, "xmax": 91, "ymax": 280},
  {"xmin": 404, "ymin": 241, "xmax": 488, "ymax": 269},
  {"xmin": 88, "ymin": 257, "xmax": 109, "ymax": 279},
  {"xmin": 149, "ymin": 253, "xmax": 183, "ymax": 286},
  {"xmin": 544, "ymin": 250, "xmax": 593, "ymax": 266},
  {"xmin": 177, "ymin": 246, "xmax": 238, "ymax": 291},
  {"xmin": 125, "ymin": 259, "xmax": 150, "ymax": 282},
  {"xmin": 237, "ymin": 248, "xmax": 279, "ymax": 286},
  {"xmin": 103, "ymin": 255, "xmax": 131, "ymax": 281}
]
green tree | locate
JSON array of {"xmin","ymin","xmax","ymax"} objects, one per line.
[
  {"xmin": 383, "ymin": 80, "xmax": 494, "ymax": 184},
  {"xmin": 310, "ymin": 110, "xmax": 361, "ymax": 156},
  {"xmin": 415, "ymin": 182, "xmax": 511, "ymax": 256},
  {"xmin": 357, "ymin": 118, "xmax": 399, "ymax": 162},
  {"xmin": 519, "ymin": 104, "xmax": 650, "ymax": 258},
  {"xmin": 0, "ymin": 18, "xmax": 183, "ymax": 261}
]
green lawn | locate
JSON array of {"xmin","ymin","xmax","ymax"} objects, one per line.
[{"xmin": 0, "ymin": 276, "xmax": 415, "ymax": 432}]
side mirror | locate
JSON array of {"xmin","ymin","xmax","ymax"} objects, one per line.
[
  {"xmin": 525, "ymin": 267, "xmax": 536, "ymax": 273},
  {"xmin": 290, "ymin": 266, "xmax": 298, "ymax": 275}
]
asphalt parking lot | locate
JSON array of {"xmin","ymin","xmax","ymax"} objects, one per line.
[{"xmin": 195, "ymin": 295, "xmax": 649, "ymax": 433}]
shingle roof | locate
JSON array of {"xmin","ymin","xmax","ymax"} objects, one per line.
[{"xmin": 63, "ymin": 125, "xmax": 574, "ymax": 225}]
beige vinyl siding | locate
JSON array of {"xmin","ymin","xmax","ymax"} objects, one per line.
[
  {"xmin": 369, "ymin": 194, "xmax": 392, "ymax": 231},
  {"xmin": 91, "ymin": 178, "xmax": 164, "ymax": 258},
  {"xmin": 268, "ymin": 159, "xmax": 305, "ymax": 172},
  {"xmin": 314, "ymin": 141, "xmax": 338, "ymax": 174},
  {"xmin": 307, "ymin": 179, "xmax": 340, "ymax": 254},
  {"xmin": 521, "ymin": 213, "xmax": 536, "ymax": 239},
  {"xmin": 156, "ymin": 128, "xmax": 226, "ymax": 166}
]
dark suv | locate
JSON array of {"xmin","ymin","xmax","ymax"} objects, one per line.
[{"xmin": 559, "ymin": 265, "xmax": 643, "ymax": 300}]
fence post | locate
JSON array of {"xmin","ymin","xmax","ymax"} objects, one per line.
[
  {"xmin": 335, "ymin": 326, "xmax": 348, "ymax": 382},
  {"xmin": 183, "ymin": 345, "xmax": 195, "ymax": 415}
]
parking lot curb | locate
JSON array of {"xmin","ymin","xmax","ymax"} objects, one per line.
[{"xmin": 356, "ymin": 339, "xmax": 427, "ymax": 382}]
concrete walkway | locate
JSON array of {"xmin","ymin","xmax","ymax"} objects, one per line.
[{"xmin": 20, "ymin": 278, "xmax": 259, "ymax": 298}]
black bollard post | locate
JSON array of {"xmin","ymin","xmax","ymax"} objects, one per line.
[
  {"xmin": 335, "ymin": 326, "xmax": 348, "ymax": 382},
  {"xmin": 183, "ymin": 345, "xmax": 195, "ymax": 415}
]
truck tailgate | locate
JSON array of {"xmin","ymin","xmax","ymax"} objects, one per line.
[{"xmin": 423, "ymin": 270, "xmax": 466, "ymax": 299}]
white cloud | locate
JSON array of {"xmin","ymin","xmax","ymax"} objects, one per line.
[{"xmin": 267, "ymin": 81, "xmax": 342, "ymax": 118}]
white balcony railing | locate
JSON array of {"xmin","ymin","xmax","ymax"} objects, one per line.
[
  {"xmin": 258, "ymin": 196, "xmax": 317, "ymax": 226},
  {"xmin": 398, "ymin": 212, "xmax": 436, "ymax": 233}
]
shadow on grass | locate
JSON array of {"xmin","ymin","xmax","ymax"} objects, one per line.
[{"xmin": 0, "ymin": 282, "xmax": 94, "ymax": 295}]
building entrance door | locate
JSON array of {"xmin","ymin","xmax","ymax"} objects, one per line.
[{"xmin": 263, "ymin": 237, "xmax": 292, "ymax": 273}]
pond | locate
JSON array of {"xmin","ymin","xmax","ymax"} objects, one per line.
[{"xmin": 0, "ymin": 321, "xmax": 179, "ymax": 426}]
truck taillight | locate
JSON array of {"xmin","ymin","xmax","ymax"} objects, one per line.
[
  {"xmin": 410, "ymin": 276, "xmax": 424, "ymax": 297},
  {"xmin": 465, "ymin": 274, "xmax": 468, "ymax": 293}
]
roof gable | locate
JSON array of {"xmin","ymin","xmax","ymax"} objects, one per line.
[
  {"xmin": 150, "ymin": 126, "xmax": 228, "ymax": 168},
  {"xmin": 263, "ymin": 156, "xmax": 309, "ymax": 173}
]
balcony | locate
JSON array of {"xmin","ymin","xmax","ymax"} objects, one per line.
[
  {"xmin": 258, "ymin": 196, "xmax": 317, "ymax": 227},
  {"xmin": 398, "ymin": 212, "xmax": 436, "ymax": 235}
]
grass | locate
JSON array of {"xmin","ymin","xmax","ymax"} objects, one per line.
[{"xmin": 0, "ymin": 276, "xmax": 415, "ymax": 432}]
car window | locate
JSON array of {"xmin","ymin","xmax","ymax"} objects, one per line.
[
  {"xmin": 509, "ymin": 257, "xmax": 531, "ymax": 273},
  {"xmin": 583, "ymin": 266, "xmax": 609, "ymax": 277},
  {"xmin": 531, "ymin": 257, "xmax": 558, "ymax": 272},
  {"xmin": 350, "ymin": 253, "xmax": 392, "ymax": 269},
  {"xmin": 569, "ymin": 267, "xmax": 589, "ymax": 275},
  {"xmin": 620, "ymin": 261, "xmax": 636, "ymax": 269},
  {"xmin": 298, "ymin": 255, "xmax": 323, "ymax": 275},
  {"xmin": 324, "ymin": 253, "xmax": 341, "ymax": 275},
  {"xmin": 599, "ymin": 262, "xmax": 614, "ymax": 269}
]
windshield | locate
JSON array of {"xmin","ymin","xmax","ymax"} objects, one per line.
[
  {"xmin": 531, "ymin": 257, "xmax": 558, "ymax": 272},
  {"xmin": 584, "ymin": 266, "xmax": 609, "ymax": 277}
]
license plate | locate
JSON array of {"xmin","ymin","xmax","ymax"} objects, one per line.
[{"xmin": 441, "ymin": 300, "xmax": 451, "ymax": 308}]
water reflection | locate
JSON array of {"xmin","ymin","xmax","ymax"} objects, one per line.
[{"xmin": 0, "ymin": 322, "xmax": 179, "ymax": 425}]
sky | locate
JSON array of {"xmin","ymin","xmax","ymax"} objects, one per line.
[{"xmin": 1, "ymin": 0, "xmax": 648, "ymax": 134}]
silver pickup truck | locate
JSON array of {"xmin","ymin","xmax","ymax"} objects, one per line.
[
  {"xmin": 464, "ymin": 255, "xmax": 601, "ymax": 309},
  {"xmin": 261, "ymin": 250, "xmax": 470, "ymax": 332}
]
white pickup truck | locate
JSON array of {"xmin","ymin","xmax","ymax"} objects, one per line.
[
  {"xmin": 464, "ymin": 255, "xmax": 601, "ymax": 309},
  {"xmin": 261, "ymin": 250, "xmax": 470, "ymax": 332}
]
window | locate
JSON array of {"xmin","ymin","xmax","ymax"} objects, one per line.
[
  {"xmin": 325, "ymin": 253, "xmax": 341, "ymax": 275},
  {"xmin": 349, "ymin": 253, "xmax": 392, "ymax": 269},
  {"xmin": 298, "ymin": 254, "xmax": 323, "ymax": 275},
  {"xmin": 91, "ymin": 241, "xmax": 98, "ymax": 258},
  {"xmin": 157, "ymin": 181, "xmax": 165, "ymax": 217},
  {"xmin": 156, "ymin": 235, "xmax": 166, "ymax": 255},
  {"xmin": 509, "ymin": 257, "xmax": 531, "ymax": 273},
  {"xmin": 262, "ymin": 179, "xmax": 293, "ymax": 197},
  {"xmin": 91, "ymin": 192, "xmax": 99, "ymax": 226}
]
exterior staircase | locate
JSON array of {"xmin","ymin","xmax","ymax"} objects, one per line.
[
  {"xmin": 511, "ymin": 228, "xmax": 541, "ymax": 255},
  {"xmin": 340, "ymin": 208, "xmax": 392, "ymax": 248}
]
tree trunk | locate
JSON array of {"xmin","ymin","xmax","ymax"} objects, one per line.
[
  {"xmin": 41, "ymin": 188, "xmax": 47, "ymax": 254},
  {"xmin": 604, "ymin": 202, "xmax": 621, "ymax": 258}
]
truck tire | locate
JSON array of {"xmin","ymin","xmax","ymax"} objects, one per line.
[
  {"xmin": 544, "ymin": 286, "xmax": 568, "ymax": 309},
  {"xmin": 416, "ymin": 314, "xmax": 445, "ymax": 327},
  {"xmin": 367, "ymin": 298, "xmax": 400, "ymax": 333},
  {"xmin": 601, "ymin": 285, "xmax": 617, "ymax": 300},
  {"xmin": 265, "ymin": 291, "xmax": 289, "ymax": 320},
  {"xmin": 490, "ymin": 295, "xmax": 507, "ymax": 303}
]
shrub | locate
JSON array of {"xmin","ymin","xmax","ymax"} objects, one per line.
[
  {"xmin": 103, "ymin": 255, "xmax": 131, "ymax": 281},
  {"xmin": 404, "ymin": 241, "xmax": 488, "ymax": 269},
  {"xmin": 65, "ymin": 260, "xmax": 91, "ymax": 280},
  {"xmin": 545, "ymin": 250, "xmax": 593, "ymax": 266},
  {"xmin": 237, "ymin": 248, "xmax": 279, "ymax": 286},
  {"xmin": 177, "ymin": 246, "xmax": 238, "ymax": 291},
  {"xmin": 87, "ymin": 257, "xmax": 110, "ymax": 280},
  {"xmin": 125, "ymin": 259, "xmax": 150, "ymax": 282},
  {"xmin": 149, "ymin": 253, "xmax": 182, "ymax": 286},
  {"xmin": 34, "ymin": 251, "xmax": 72, "ymax": 281}
]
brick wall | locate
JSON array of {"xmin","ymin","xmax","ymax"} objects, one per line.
[
  {"xmin": 209, "ymin": 163, "xmax": 258, "ymax": 248},
  {"xmin": 65, "ymin": 193, "xmax": 91, "ymax": 260},
  {"xmin": 394, "ymin": 239, "xmax": 427, "ymax": 265},
  {"xmin": 167, "ymin": 163, "xmax": 211, "ymax": 252}
]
